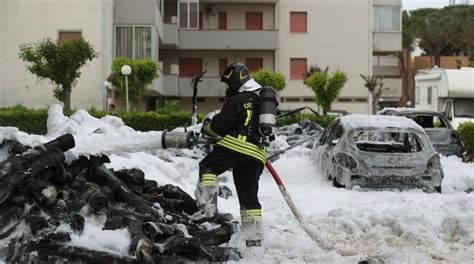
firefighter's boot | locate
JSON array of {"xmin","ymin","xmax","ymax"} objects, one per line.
[
  {"xmin": 241, "ymin": 209, "xmax": 263, "ymax": 247},
  {"xmin": 191, "ymin": 173, "xmax": 218, "ymax": 222}
]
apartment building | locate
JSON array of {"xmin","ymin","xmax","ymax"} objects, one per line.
[
  {"xmin": 0, "ymin": 0, "xmax": 402, "ymax": 114},
  {"xmin": 0, "ymin": 0, "xmax": 114, "ymax": 110}
]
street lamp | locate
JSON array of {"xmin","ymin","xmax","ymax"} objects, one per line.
[
  {"xmin": 104, "ymin": 81, "xmax": 112, "ymax": 111},
  {"xmin": 121, "ymin": 65, "xmax": 132, "ymax": 112}
]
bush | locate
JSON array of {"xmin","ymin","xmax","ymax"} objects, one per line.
[
  {"xmin": 110, "ymin": 58, "xmax": 158, "ymax": 108},
  {"xmin": 304, "ymin": 69, "xmax": 348, "ymax": 116},
  {"xmin": 252, "ymin": 69, "xmax": 286, "ymax": 91},
  {"xmin": 278, "ymin": 113, "xmax": 335, "ymax": 128},
  {"xmin": 458, "ymin": 122, "xmax": 474, "ymax": 158},
  {"xmin": 0, "ymin": 107, "xmax": 201, "ymax": 135},
  {"xmin": 0, "ymin": 106, "xmax": 49, "ymax": 135}
]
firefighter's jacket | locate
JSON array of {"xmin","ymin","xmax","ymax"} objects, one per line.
[{"xmin": 204, "ymin": 91, "xmax": 266, "ymax": 164}]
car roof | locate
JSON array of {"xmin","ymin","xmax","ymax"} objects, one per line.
[
  {"xmin": 379, "ymin": 107, "xmax": 442, "ymax": 116},
  {"xmin": 338, "ymin": 114, "xmax": 424, "ymax": 131}
]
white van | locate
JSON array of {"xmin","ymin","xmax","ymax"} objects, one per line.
[{"xmin": 414, "ymin": 67, "xmax": 474, "ymax": 129}]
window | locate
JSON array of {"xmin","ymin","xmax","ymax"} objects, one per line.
[
  {"xmin": 115, "ymin": 26, "xmax": 152, "ymax": 59},
  {"xmin": 327, "ymin": 125, "xmax": 344, "ymax": 145},
  {"xmin": 285, "ymin": 97, "xmax": 301, "ymax": 102},
  {"xmin": 134, "ymin": 27, "xmax": 152, "ymax": 59},
  {"xmin": 290, "ymin": 12, "xmax": 307, "ymax": 33},
  {"xmin": 179, "ymin": 0, "xmax": 199, "ymax": 29},
  {"xmin": 290, "ymin": 58, "xmax": 307, "ymax": 79},
  {"xmin": 246, "ymin": 12, "xmax": 263, "ymax": 30},
  {"xmin": 218, "ymin": 12, "xmax": 227, "ymax": 30},
  {"xmin": 338, "ymin": 98, "xmax": 352, "ymax": 102},
  {"xmin": 219, "ymin": 58, "xmax": 228, "ymax": 76},
  {"xmin": 58, "ymin": 31, "xmax": 81, "ymax": 44},
  {"xmin": 245, "ymin": 58, "xmax": 263, "ymax": 73},
  {"xmin": 354, "ymin": 130, "xmax": 422, "ymax": 153},
  {"xmin": 199, "ymin": 12, "xmax": 203, "ymax": 30},
  {"xmin": 179, "ymin": 58, "xmax": 202, "ymax": 77},
  {"xmin": 374, "ymin": 6, "xmax": 401, "ymax": 31},
  {"xmin": 427, "ymin": 86, "xmax": 432, "ymax": 105}
]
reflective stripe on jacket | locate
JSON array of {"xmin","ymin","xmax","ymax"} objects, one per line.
[{"xmin": 204, "ymin": 91, "xmax": 266, "ymax": 164}]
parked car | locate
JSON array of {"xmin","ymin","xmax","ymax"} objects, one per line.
[
  {"xmin": 312, "ymin": 114, "xmax": 443, "ymax": 193},
  {"xmin": 378, "ymin": 108, "xmax": 464, "ymax": 157}
]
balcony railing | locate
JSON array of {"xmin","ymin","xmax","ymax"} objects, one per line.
[
  {"xmin": 161, "ymin": 76, "xmax": 226, "ymax": 97},
  {"xmin": 373, "ymin": 31, "xmax": 402, "ymax": 52},
  {"xmin": 178, "ymin": 29, "xmax": 278, "ymax": 50}
]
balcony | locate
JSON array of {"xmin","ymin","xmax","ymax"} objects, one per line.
[
  {"xmin": 177, "ymin": 30, "xmax": 278, "ymax": 50},
  {"xmin": 161, "ymin": 76, "xmax": 226, "ymax": 97},
  {"xmin": 373, "ymin": 31, "xmax": 402, "ymax": 52},
  {"xmin": 162, "ymin": 23, "xmax": 178, "ymax": 48}
]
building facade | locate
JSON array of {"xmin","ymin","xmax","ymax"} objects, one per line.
[{"xmin": 0, "ymin": 0, "xmax": 402, "ymax": 114}]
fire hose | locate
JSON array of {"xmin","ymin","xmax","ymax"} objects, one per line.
[{"xmin": 161, "ymin": 130, "xmax": 329, "ymax": 250}]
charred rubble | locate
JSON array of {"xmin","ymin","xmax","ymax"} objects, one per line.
[{"xmin": 0, "ymin": 134, "xmax": 240, "ymax": 263}]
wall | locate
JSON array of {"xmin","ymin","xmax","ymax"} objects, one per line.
[
  {"xmin": 276, "ymin": 0, "xmax": 372, "ymax": 114},
  {"xmin": 0, "ymin": 0, "xmax": 113, "ymax": 110},
  {"xmin": 160, "ymin": 50, "xmax": 274, "ymax": 77},
  {"xmin": 200, "ymin": 4, "xmax": 275, "ymax": 30}
]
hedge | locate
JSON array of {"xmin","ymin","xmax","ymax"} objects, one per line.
[
  {"xmin": 0, "ymin": 107, "xmax": 49, "ymax": 134},
  {"xmin": 458, "ymin": 122, "xmax": 474, "ymax": 158},
  {"xmin": 2, "ymin": 107, "xmax": 337, "ymax": 135},
  {"xmin": 0, "ymin": 106, "xmax": 201, "ymax": 135},
  {"xmin": 278, "ymin": 113, "xmax": 335, "ymax": 128}
]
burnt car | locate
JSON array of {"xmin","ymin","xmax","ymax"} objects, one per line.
[
  {"xmin": 312, "ymin": 115, "xmax": 443, "ymax": 193},
  {"xmin": 378, "ymin": 108, "xmax": 464, "ymax": 157}
]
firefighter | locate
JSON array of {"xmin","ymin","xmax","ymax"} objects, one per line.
[{"xmin": 191, "ymin": 63, "xmax": 265, "ymax": 247}]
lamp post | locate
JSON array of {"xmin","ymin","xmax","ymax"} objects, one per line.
[
  {"xmin": 104, "ymin": 81, "xmax": 112, "ymax": 111},
  {"xmin": 121, "ymin": 65, "xmax": 132, "ymax": 112}
]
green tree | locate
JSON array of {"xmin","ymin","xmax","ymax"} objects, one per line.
[
  {"xmin": 402, "ymin": 10, "xmax": 415, "ymax": 51},
  {"xmin": 252, "ymin": 68, "xmax": 286, "ymax": 92},
  {"xmin": 443, "ymin": 5, "xmax": 474, "ymax": 59},
  {"xmin": 19, "ymin": 38, "xmax": 97, "ymax": 110},
  {"xmin": 409, "ymin": 8, "xmax": 451, "ymax": 66},
  {"xmin": 360, "ymin": 74, "xmax": 388, "ymax": 114},
  {"xmin": 304, "ymin": 68, "xmax": 348, "ymax": 116},
  {"xmin": 110, "ymin": 57, "xmax": 158, "ymax": 108}
]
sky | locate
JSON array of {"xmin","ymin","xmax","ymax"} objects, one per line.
[{"xmin": 403, "ymin": 0, "xmax": 450, "ymax": 10}]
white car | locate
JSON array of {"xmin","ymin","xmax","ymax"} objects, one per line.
[{"xmin": 312, "ymin": 115, "xmax": 444, "ymax": 193}]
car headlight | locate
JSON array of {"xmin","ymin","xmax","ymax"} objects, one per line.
[
  {"xmin": 335, "ymin": 153, "xmax": 357, "ymax": 170},
  {"xmin": 426, "ymin": 155, "xmax": 441, "ymax": 171}
]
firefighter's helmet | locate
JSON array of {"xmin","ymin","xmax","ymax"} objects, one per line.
[{"xmin": 220, "ymin": 63, "xmax": 252, "ymax": 95}]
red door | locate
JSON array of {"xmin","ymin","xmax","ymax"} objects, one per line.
[
  {"xmin": 218, "ymin": 12, "xmax": 227, "ymax": 30},
  {"xmin": 179, "ymin": 58, "xmax": 203, "ymax": 77},
  {"xmin": 246, "ymin": 12, "xmax": 263, "ymax": 30}
]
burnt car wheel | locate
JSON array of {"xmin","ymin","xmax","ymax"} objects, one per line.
[
  {"xmin": 435, "ymin": 186, "xmax": 442, "ymax": 193},
  {"xmin": 332, "ymin": 178, "xmax": 345, "ymax": 188}
]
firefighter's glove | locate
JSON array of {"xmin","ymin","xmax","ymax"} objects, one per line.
[{"xmin": 200, "ymin": 118, "xmax": 212, "ymax": 135}]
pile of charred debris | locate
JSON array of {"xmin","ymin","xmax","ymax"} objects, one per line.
[{"xmin": 0, "ymin": 134, "xmax": 240, "ymax": 263}]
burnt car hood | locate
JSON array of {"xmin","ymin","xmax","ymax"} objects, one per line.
[{"xmin": 353, "ymin": 151, "xmax": 429, "ymax": 177}]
